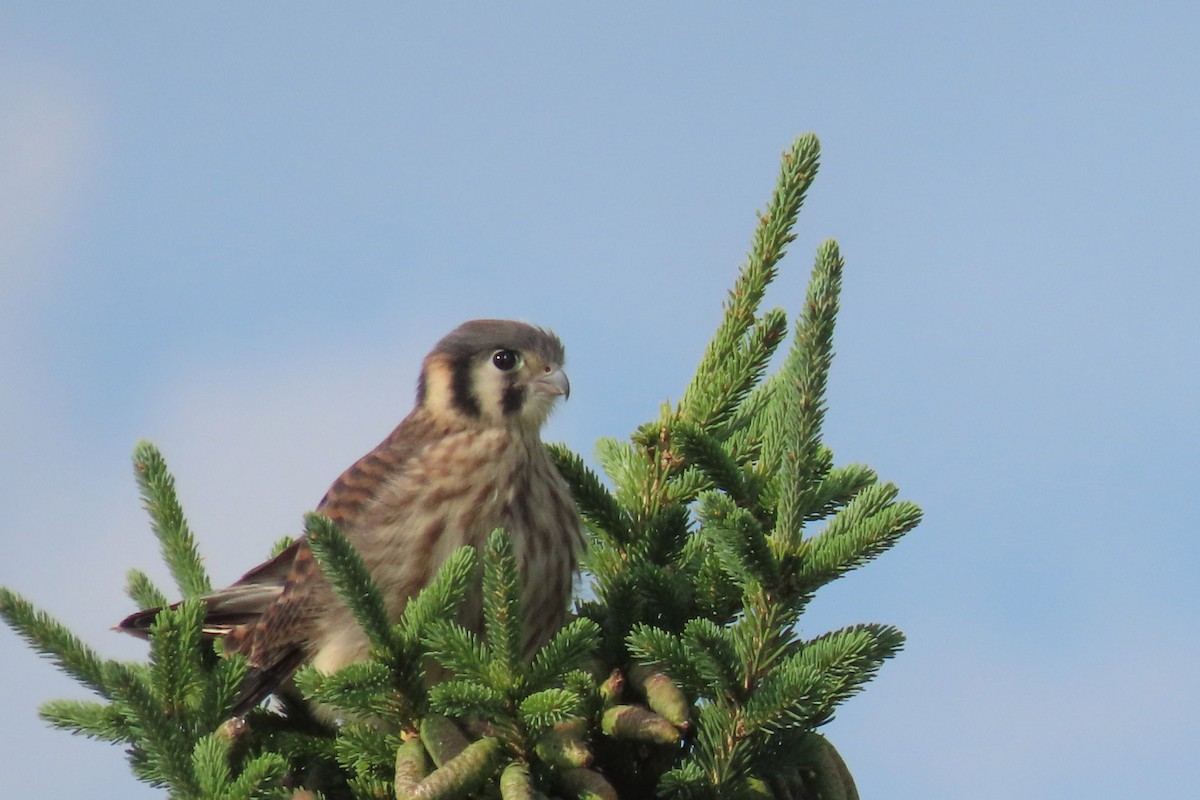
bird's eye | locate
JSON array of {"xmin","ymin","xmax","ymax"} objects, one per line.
[{"xmin": 492, "ymin": 349, "xmax": 521, "ymax": 372}]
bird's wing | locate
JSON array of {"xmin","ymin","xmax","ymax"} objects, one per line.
[
  {"xmin": 229, "ymin": 416, "xmax": 440, "ymax": 709},
  {"xmin": 313, "ymin": 411, "xmax": 434, "ymax": 525},
  {"xmin": 227, "ymin": 540, "xmax": 325, "ymax": 715},
  {"xmin": 114, "ymin": 539, "xmax": 302, "ymax": 639}
]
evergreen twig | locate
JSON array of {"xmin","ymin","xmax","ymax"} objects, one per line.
[
  {"xmin": 0, "ymin": 588, "xmax": 112, "ymax": 697},
  {"xmin": 133, "ymin": 440, "xmax": 212, "ymax": 599},
  {"xmin": 304, "ymin": 512, "xmax": 395, "ymax": 655}
]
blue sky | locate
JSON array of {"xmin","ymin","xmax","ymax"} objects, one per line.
[{"xmin": 2, "ymin": 4, "xmax": 1197, "ymax": 798}]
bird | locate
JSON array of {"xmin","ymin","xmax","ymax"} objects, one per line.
[{"xmin": 117, "ymin": 319, "xmax": 583, "ymax": 716}]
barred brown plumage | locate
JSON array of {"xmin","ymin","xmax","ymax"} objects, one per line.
[{"xmin": 117, "ymin": 319, "xmax": 583, "ymax": 716}]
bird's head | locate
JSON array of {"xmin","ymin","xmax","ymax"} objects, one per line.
[{"xmin": 417, "ymin": 319, "xmax": 570, "ymax": 432}]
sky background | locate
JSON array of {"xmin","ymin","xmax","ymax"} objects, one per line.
[{"xmin": 2, "ymin": 4, "xmax": 1197, "ymax": 798}]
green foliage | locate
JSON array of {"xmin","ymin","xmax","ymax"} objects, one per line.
[
  {"xmin": 0, "ymin": 583, "xmax": 278, "ymax": 799},
  {"xmin": 305, "ymin": 512, "xmax": 396, "ymax": 655},
  {"xmin": 423, "ymin": 530, "xmax": 601, "ymax": 745},
  {"xmin": 0, "ymin": 133, "xmax": 919, "ymax": 799},
  {"xmin": 133, "ymin": 440, "xmax": 212, "ymax": 599},
  {"xmin": 0, "ymin": 586, "xmax": 112, "ymax": 697},
  {"xmin": 562, "ymin": 133, "xmax": 920, "ymax": 798}
]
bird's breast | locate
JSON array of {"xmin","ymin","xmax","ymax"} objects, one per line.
[
  {"xmin": 351, "ymin": 429, "xmax": 580, "ymax": 623},
  {"xmin": 311, "ymin": 428, "xmax": 582, "ymax": 677}
]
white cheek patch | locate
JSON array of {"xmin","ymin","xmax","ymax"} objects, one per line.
[
  {"xmin": 471, "ymin": 361, "xmax": 513, "ymax": 423},
  {"xmin": 464, "ymin": 357, "xmax": 562, "ymax": 428}
]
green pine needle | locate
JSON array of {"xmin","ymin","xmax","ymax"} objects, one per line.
[
  {"xmin": 696, "ymin": 492, "xmax": 778, "ymax": 593},
  {"xmin": 125, "ymin": 568, "xmax": 170, "ymax": 612},
  {"xmin": 304, "ymin": 512, "xmax": 396, "ymax": 654},
  {"xmin": 546, "ymin": 443, "xmax": 632, "ymax": 546},
  {"xmin": 294, "ymin": 661, "xmax": 395, "ymax": 719},
  {"xmin": 659, "ymin": 466, "xmax": 712, "ymax": 507},
  {"xmin": 147, "ymin": 599, "xmax": 206, "ymax": 715},
  {"xmin": 682, "ymin": 618, "xmax": 746, "ymax": 700},
  {"xmin": 428, "ymin": 679, "xmax": 508, "ymax": 720},
  {"xmin": 398, "ymin": 545, "xmax": 476, "ymax": 631},
  {"xmin": 682, "ymin": 307, "xmax": 789, "ymax": 431},
  {"xmin": 225, "ymin": 751, "xmax": 288, "ymax": 800},
  {"xmin": 527, "ymin": 617, "xmax": 601, "ymax": 691},
  {"xmin": 680, "ymin": 134, "xmax": 822, "ymax": 427},
  {"xmin": 335, "ymin": 724, "xmax": 403, "ymax": 780},
  {"xmin": 107, "ymin": 661, "xmax": 200, "ymax": 794},
  {"xmin": 626, "ymin": 624, "xmax": 706, "ymax": 697},
  {"xmin": 423, "ymin": 621, "xmax": 491, "ymax": 685},
  {"xmin": 132, "ymin": 440, "xmax": 212, "ymax": 599},
  {"xmin": 768, "ymin": 239, "xmax": 844, "ymax": 543},
  {"xmin": 269, "ymin": 536, "xmax": 295, "ymax": 558},
  {"xmin": 594, "ymin": 436, "xmax": 652, "ymax": 513},
  {"xmin": 38, "ymin": 699, "xmax": 132, "ymax": 744},
  {"xmin": 670, "ymin": 424, "xmax": 754, "ymax": 507},
  {"xmin": 192, "ymin": 733, "xmax": 234, "ymax": 798},
  {"xmin": 0, "ymin": 587, "xmax": 112, "ymax": 698},
  {"xmin": 743, "ymin": 623, "xmax": 905, "ymax": 734},
  {"xmin": 800, "ymin": 624, "xmax": 906, "ymax": 728},
  {"xmin": 518, "ymin": 688, "xmax": 581, "ymax": 735},
  {"xmin": 798, "ymin": 484, "xmax": 923, "ymax": 591},
  {"xmin": 202, "ymin": 653, "xmax": 248, "ymax": 725},
  {"xmin": 397, "ymin": 543, "xmax": 476, "ymax": 647},
  {"xmin": 792, "ymin": 462, "xmax": 879, "ymax": 524},
  {"xmin": 482, "ymin": 529, "xmax": 522, "ymax": 682}
]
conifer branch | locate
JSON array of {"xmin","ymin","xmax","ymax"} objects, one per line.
[
  {"xmin": 304, "ymin": 512, "xmax": 396, "ymax": 655},
  {"xmin": 626, "ymin": 624, "xmax": 706, "ymax": 697},
  {"xmin": 0, "ymin": 588, "xmax": 112, "ymax": 697},
  {"xmin": 669, "ymin": 424, "xmax": 755, "ymax": 507},
  {"xmin": 796, "ymin": 623, "xmax": 905, "ymax": 728},
  {"xmin": 423, "ymin": 623, "xmax": 491, "ymax": 686},
  {"xmin": 594, "ymin": 436, "xmax": 652, "ymax": 517},
  {"xmin": 396, "ymin": 544, "xmax": 476, "ymax": 658},
  {"xmin": 696, "ymin": 492, "xmax": 778, "ymax": 593},
  {"xmin": 680, "ymin": 134, "xmax": 821, "ymax": 425},
  {"xmin": 797, "ymin": 485, "xmax": 923, "ymax": 591},
  {"xmin": 38, "ymin": 699, "xmax": 132, "ymax": 743},
  {"xmin": 527, "ymin": 617, "xmax": 602, "ymax": 690},
  {"xmin": 146, "ymin": 600, "xmax": 206, "ymax": 715},
  {"xmin": 107, "ymin": 660, "xmax": 200, "ymax": 794},
  {"xmin": 192, "ymin": 734, "xmax": 233, "ymax": 797},
  {"xmin": 293, "ymin": 661, "xmax": 395, "ymax": 720},
  {"xmin": 547, "ymin": 443, "xmax": 633, "ymax": 547},
  {"xmin": 792, "ymin": 462, "xmax": 878, "ymax": 523},
  {"xmin": 224, "ymin": 751, "xmax": 288, "ymax": 800},
  {"xmin": 202, "ymin": 652, "xmax": 247, "ymax": 725},
  {"xmin": 769, "ymin": 239, "xmax": 844, "ymax": 544},
  {"xmin": 133, "ymin": 440, "xmax": 212, "ymax": 599},
  {"xmin": 125, "ymin": 568, "xmax": 170, "ymax": 612},
  {"xmin": 482, "ymin": 529, "xmax": 523, "ymax": 685}
]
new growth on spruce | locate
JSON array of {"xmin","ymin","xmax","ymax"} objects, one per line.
[{"xmin": 1, "ymin": 133, "xmax": 921, "ymax": 800}]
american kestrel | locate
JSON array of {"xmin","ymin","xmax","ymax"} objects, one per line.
[{"xmin": 119, "ymin": 320, "xmax": 583, "ymax": 715}]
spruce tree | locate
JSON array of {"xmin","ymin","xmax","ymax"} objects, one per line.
[{"xmin": 1, "ymin": 133, "xmax": 920, "ymax": 799}]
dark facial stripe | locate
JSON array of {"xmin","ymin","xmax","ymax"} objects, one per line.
[
  {"xmin": 450, "ymin": 356, "xmax": 481, "ymax": 417},
  {"xmin": 502, "ymin": 380, "xmax": 526, "ymax": 416}
]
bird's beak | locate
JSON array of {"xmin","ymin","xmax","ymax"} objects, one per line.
[{"xmin": 533, "ymin": 367, "xmax": 570, "ymax": 400}]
